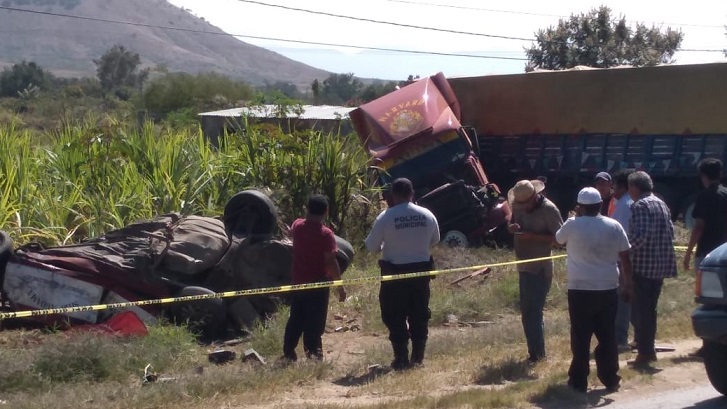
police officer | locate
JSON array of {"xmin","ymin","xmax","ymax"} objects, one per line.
[{"xmin": 365, "ymin": 178, "xmax": 440, "ymax": 370}]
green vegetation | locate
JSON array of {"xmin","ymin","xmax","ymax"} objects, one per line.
[
  {"xmin": 0, "ymin": 120, "xmax": 370, "ymax": 246},
  {"xmin": 0, "ymin": 61, "xmax": 50, "ymax": 97},
  {"xmin": 526, "ymin": 6, "xmax": 684, "ymax": 71}
]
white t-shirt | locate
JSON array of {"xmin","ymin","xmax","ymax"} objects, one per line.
[
  {"xmin": 365, "ymin": 202, "xmax": 440, "ymax": 264},
  {"xmin": 611, "ymin": 194, "xmax": 633, "ymax": 232},
  {"xmin": 555, "ymin": 215, "xmax": 631, "ymax": 291}
]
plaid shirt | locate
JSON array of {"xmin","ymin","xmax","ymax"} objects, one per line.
[{"xmin": 628, "ymin": 194, "xmax": 677, "ymax": 279}]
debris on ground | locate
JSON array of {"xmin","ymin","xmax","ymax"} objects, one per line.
[
  {"xmin": 242, "ymin": 348, "xmax": 266, "ymax": 365},
  {"xmin": 208, "ymin": 350, "xmax": 237, "ymax": 365}
]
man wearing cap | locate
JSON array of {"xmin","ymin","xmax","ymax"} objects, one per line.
[
  {"xmin": 508, "ymin": 179, "xmax": 563, "ymax": 363},
  {"xmin": 556, "ymin": 187, "xmax": 632, "ymax": 393},
  {"xmin": 365, "ymin": 178, "xmax": 440, "ymax": 370},
  {"xmin": 594, "ymin": 172, "xmax": 617, "ymax": 216}
]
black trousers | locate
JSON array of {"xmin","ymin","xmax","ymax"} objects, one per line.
[
  {"xmin": 283, "ymin": 288, "xmax": 330, "ymax": 358},
  {"xmin": 568, "ymin": 289, "xmax": 620, "ymax": 390},
  {"xmin": 379, "ymin": 260, "xmax": 433, "ymax": 344},
  {"xmin": 631, "ymin": 275, "xmax": 664, "ymax": 356}
]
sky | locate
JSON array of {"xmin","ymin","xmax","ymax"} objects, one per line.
[{"xmin": 167, "ymin": 0, "xmax": 727, "ymax": 80}]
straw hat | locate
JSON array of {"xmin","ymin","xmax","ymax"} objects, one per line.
[{"xmin": 508, "ymin": 179, "xmax": 546, "ymax": 207}]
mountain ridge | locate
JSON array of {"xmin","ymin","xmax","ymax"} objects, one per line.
[{"xmin": 0, "ymin": 0, "xmax": 329, "ymax": 88}]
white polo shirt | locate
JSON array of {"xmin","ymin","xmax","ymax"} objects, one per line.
[
  {"xmin": 555, "ymin": 215, "xmax": 631, "ymax": 291},
  {"xmin": 365, "ymin": 202, "xmax": 440, "ymax": 264}
]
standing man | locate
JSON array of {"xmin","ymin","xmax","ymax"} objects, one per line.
[
  {"xmin": 684, "ymin": 158, "xmax": 727, "ymax": 271},
  {"xmin": 556, "ymin": 187, "xmax": 632, "ymax": 393},
  {"xmin": 627, "ymin": 171, "xmax": 677, "ymax": 367},
  {"xmin": 508, "ymin": 179, "xmax": 563, "ymax": 363},
  {"xmin": 282, "ymin": 195, "xmax": 347, "ymax": 362},
  {"xmin": 365, "ymin": 178, "xmax": 440, "ymax": 370},
  {"xmin": 594, "ymin": 172, "xmax": 616, "ymax": 216},
  {"xmin": 611, "ymin": 170, "xmax": 635, "ymax": 352}
]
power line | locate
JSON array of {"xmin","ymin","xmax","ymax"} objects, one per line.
[
  {"xmin": 380, "ymin": 0, "xmax": 725, "ymax": 29},
  {"xmin": 236, "ymin": 0, "xmax": 725, "ymax": 52},
  {"xmin": 235, "ymin": 0, "xmax": 532, "ymax": 41},
  {"xmin": 0, "ymin": 6, "xmax": 528, "ymax": 61}
]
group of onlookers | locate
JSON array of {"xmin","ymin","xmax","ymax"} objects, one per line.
[
  {"xmin": 276, "ymin": 159, "xmax": 727, "ymax": 394},
  {"xmin": 509, "ymin": 158, "xmax": 727, "ymax": 393}
]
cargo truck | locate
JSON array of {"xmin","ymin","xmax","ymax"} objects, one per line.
[{"xmin": 449, "ymin": 62, "xmax": 727, "ymax": 227}]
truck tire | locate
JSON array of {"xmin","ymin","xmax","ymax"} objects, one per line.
[
  {"xmin": 0, "ymin": 230, "xmax": 13, "ymax": 280},
  {"xmin": 335, "ymin": 235, "xmax": 355, "ymax": 274},
  {"xmin": 703, "ymin": 340, "xmax": 727, "ymax": 395},
  {"xmin": 170, "ymin": 286, "xmax": 226, "ymax": 341},
  {"xmin": 223, "ymin": 190, "xmax": 278, "ymax": 239}
]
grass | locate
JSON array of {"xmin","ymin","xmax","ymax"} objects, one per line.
[{"xmin": 0, "ymin": 234, "xmax": 700, "ymax": 409}]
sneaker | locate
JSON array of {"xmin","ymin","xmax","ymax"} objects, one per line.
[
  {"xmin": 390, "ymin": 358, "xmax": 411, "ymax": 371},
  {"xmin": 527, "ymin": 354, "xmax": 546, "ymax": 364},
  {"xmin": 605, "ymin": 383, "xmax": 620, "ymax": 393}
]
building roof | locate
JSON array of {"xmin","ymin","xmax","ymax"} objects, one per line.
[{"xmin": 199, "ymin": 104, "xmax": 355, "ymax": 120}]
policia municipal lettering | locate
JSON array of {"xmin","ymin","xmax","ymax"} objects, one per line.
[{"xmin": 365, "ymin": 178, "xmax": 441, "ymax": 370}]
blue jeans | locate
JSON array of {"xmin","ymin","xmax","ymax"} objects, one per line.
[
  {"xmin": 519, "ymin": 271, "xmax": 552, "ymax": 360},
  {"xmin": 615, "ymin": 296, "xmax": 632, "ymax": 346}
]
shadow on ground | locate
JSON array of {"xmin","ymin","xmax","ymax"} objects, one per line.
[
  {"xmin": 530, "ymin": 383, "xmax": 617, "ymax": 409},
  {"xmin": 333, "ymin": 365, "xmax": 392, "ymax": 387},
  {"xmin": 474, "ymin": 357, "xmax": 537, "ymax": 385}
]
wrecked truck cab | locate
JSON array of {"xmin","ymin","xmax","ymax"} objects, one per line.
[{"xmin": 350, "ymin": 73, "xmax": 511, "ymax": 247}]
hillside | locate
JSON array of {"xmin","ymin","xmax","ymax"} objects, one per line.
[{"xmin": 0, "ymin": 0, "xmax": 329, "ymax": 87}]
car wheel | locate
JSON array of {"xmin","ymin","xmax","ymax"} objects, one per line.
[
  {"xmin": 443, "ymin": 230, "xmax": 468, "ymax": 248},
  {"xmin": 703, "ymin": 340, "xmax": 727, "ymax": 395},
  {"xmin": 169, "ymin": 286, "xmax": 226, "ymax": 341},
  {"xmin": 223, "ymin": 190, "xmax": 278, "ymax": 239},
  {"xmin": 335, "ymin": 235, "xmax": 355, "ymax": 274},
  {"xmin": 0, "ymin": 230, "xmax": 13, "ymax": 281}
]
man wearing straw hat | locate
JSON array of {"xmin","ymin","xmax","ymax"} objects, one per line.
[{"xmin": 508, "ymin": 179, "xmax": 563, "ymax": 363}]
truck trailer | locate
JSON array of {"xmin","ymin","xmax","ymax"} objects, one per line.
[{"xmin": 449, "ymin": 62, "xmax": 727, "ymax": 227}]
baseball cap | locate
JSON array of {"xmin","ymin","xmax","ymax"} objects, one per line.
[
  {"xmin": 577, "ymin": 187, "xmax": 603, "ymax": 205},
  {"xmin": 594, "ymin": 172, "xmax": 612, "ymax": 182}
]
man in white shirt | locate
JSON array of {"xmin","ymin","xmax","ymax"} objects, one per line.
[
  {"xmin": 365, "ymin": 178, "xmax": 440, "ymax": 370},
  {"xmin": 555, "ymin": 187, "xmax": 633, "ymax": 394}
]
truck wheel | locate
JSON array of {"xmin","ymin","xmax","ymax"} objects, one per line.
[
  {"xmin": 703, "ymin": 340, "xmax": 727, "ymax": 395},
  {"xmin": 443, "ymin": 230, "xmax": 468, "ymax": 248},
  {"xmin": 170, "ymin": 286, "xmax": 226, "ymax": 341},
  {"xmin": 223, "ymin": 190, "xmax": 278, "ymax": 239},
  {"xmin": 335, "ymin": 235, "xmax": 355, "ymax": 274}
]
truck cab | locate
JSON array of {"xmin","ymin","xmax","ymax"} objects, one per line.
[{"xmin": 350, "ymin": 73, "xmax": 510, "ymax": 247}]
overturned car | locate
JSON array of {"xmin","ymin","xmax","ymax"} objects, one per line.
[{"xmin": 0, "ymin": 190, "xmax": 354, "ymax": 341}]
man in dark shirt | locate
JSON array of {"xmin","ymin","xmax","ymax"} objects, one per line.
[
  {"xmin": 684, "ymin": 158, "xmax": 727, "ymax": 271},
  {"xmin": 282, "ymin": 195, "xmax": 347, "ymax": 362},
  {"xmin": 594, "ymin": 172, "xmax": 615, "ymax": 216}
]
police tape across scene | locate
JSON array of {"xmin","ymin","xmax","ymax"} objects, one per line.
[
  {"xmin": 0, "ymin": 246, "xmax": 690, "ymax": 321},
  {"xmin": 0, "ymin": 254, "xmax": 568, "ymax": 320}
]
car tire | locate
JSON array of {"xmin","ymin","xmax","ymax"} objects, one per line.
[
  {"xmin": 335, "ymin": 235, "xmax": 355, "ymax": 274},
  {"xmin": 169, "ymin": 286, "xmax": 226, "ymax": 341},
  {"xmin": 703, "ymin": 340, "xmax": 727, "ymax": 395},
  {"xmin": 223, "ymin": 190, "xmax": 278, "ymax": 239},
  {"xmin": 443, "ymin": 230, "xmax": 468, "ymax": 248},
  {"xmin": 0, "ymin": 230, "xmax": 13, "ymax": 281}
]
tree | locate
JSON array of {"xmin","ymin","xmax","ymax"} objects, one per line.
[
  {"xmin": 0, "ymin": 61, "xmax": 50, "ymax": 97},
  {"xmin": 525, "ymin": 6, "xmax": 683, "ymax": 71},
  {"xmin": 319, "ymin": 73, "xmax": 363, "ymax": 106},
  {"xmin": 94, "ymin": 45, "xmax": 149, "ymax": 92}
]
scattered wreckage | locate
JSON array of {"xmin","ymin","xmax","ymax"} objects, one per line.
[{"xmin": 0, "ymin": 190, "xmax": 354, "ymax": 341}]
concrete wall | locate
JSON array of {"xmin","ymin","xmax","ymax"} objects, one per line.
[{"xmin": 449, "ymin": 63, "xmax": 727, "ymax": 135}]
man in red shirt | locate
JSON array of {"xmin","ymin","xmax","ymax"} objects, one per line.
[{"xmin": 282, "ymin": 195, "xmax": 347, "ymax": 361}]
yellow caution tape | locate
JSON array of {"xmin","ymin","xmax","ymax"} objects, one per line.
[{"xmin": 0, "ymin": 254, "xmax": 567, "ymax": 320}]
